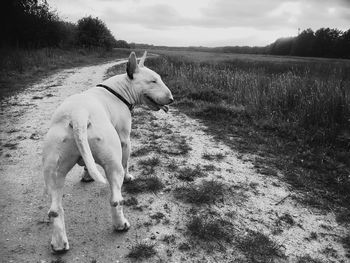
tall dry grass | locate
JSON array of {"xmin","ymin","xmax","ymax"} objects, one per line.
[
  {"xmin": 0, "ymin": 47, "xmax": 132, "ymax": 98},
  {"xmin": 147, "ymin": 55, "xmax": 350, "ymax": 145}
]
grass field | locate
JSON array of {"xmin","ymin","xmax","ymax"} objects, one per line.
[{"xmin": 146, "ymin": 50, "xmax": 350, "ymax": 210}]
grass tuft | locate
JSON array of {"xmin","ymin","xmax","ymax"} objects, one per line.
[
  {"xmin": 336, "ymin": 209, "xmax": 350, "ymax": 224},
  {"xmin": 202, "ymin": 152, "xmax": 225, "ymax": 161},
  {"xmin": 127, "ymin": 242, "xmax": 156, "ymax": 260},
  {"xmin": 138, "ymin": 156, "xmax": 160, "ymax": 167},
  {"xmin": 124, "ymin": 197, "xmax": 138, "ymax": 206},
  {"xmin": 124, "ymin": 176, "xmax": 164, "ymax": 194},
  {"xmin": 342, "ymin": 233, "xmax": 350, "ymax": 257},
  {"xmin": 297, "ymin": 255, "xmax": 324, "ymax": 263},
  {"xmin": 150, "ymin": 212, "xmax": 165, "ymax": 220},
  {"xmin": 176, "ymin": 165, "xmax": 207, "ymax": 181},
  {"xmin": 186, "ymin": 213, "xmax": 233, "ymax": 243},
  {"xmin": 131, "ymin": 147, "xmax": 151, "ymax": 157},
  {"xmin": 174, "ymin": 179, "xmax": 224, "ymax": 204},
  {"xmin": 138, "ymin": 156, "xmax": 160, "ymax": 175},
  {"xmin": 162, "ymin": 135, "xmax": 191, "ymax": 155},
  {"xmin": 237, "ymin": 231, "xmax": 284, "ymax": 263}
]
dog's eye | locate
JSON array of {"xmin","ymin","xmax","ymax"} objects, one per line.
[{"xmin": 151, "ymin": 80, "xmax": 157, "ymax": 83}]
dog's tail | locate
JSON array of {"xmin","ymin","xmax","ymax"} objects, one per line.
[{"xmin": 71, "ymin": 109, "xmax": 107, "ymax": 184}]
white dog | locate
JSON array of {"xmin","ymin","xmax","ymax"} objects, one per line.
[{"xmin": 42, "ymin": 51, "xmax": 173, "ymax": 253}]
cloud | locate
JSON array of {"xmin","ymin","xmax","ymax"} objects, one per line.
[
  {"xmin": 104, "ymin": 0, "xmax": 350, "ymax": 31},
  {"xmin": 105, "ymin": 4, "xmax": 184, "ymax": 29},
  {"xmin": 47, "ymin": 0, "xmax": 350, "ymax": 46}
]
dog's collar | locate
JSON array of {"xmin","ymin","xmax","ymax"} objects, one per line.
[{"xmin": 97, "ymin": 84, "xmax": 134, "ymax": 112}]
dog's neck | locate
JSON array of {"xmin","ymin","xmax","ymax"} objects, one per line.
[{"xmin": 102, "ymin": 74, "xmax": 141, "ymax": 106}]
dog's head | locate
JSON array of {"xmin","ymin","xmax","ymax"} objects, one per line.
[{"xmin": 127, "ymin": 51, "xmax": 173, "ymax": 112}]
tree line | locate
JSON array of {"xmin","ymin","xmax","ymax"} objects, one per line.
[
  {"xmin": 268, "ymin": 28, "xmax": 350, "ymax": 58},
  {"xmin": 135, "ymin": 28, "xmax": 350, "ymax": 59},
  {"xmin": 1, "ymin": 0, "xmax": 129, "ymax": 49}
]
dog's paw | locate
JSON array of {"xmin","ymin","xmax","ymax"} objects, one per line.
[
  {"xmin": 51, "ymin": 241, "xmax": 69, "ymax": 254},
  {"xmin": 124, "ymin": 173, "xmax": 134, "ymax": 183},
  {"xmin": 51, "ymin": 232, "xmax": 69, "ymax": 254},
  {"xmin": 114, "ymin": 218, "xmax": 130, "ymax": 232}
]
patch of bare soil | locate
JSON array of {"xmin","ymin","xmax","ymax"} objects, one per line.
[{"xmin": 0, "ymin": 61, "xmax": 348, "ymax": 263}]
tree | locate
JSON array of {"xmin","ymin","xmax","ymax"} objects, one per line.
[
  {"xmin": 115, "ymin": 40, "xmax": 130, "ymax": 48},
  {"xmin": 313, "ymin": 28, "xmax": 341, "ymax": 57},
  {"xmin": 270, "ymin": 37, "xmax": 294, "ymax": 55},
  {"xmin": 1, "ymin": 0, "xmax": 77, "ymax": 48},
  {"xmin": 291, "ymin": 28, "xmax": 315, "ymax": 57},
  {"xmin": 336, "ymin": 29, "xmax": 350, "ymax": 59},
  {"xmin": 76, "ymin": 16, "xmax": 117, "ymax": 49}
]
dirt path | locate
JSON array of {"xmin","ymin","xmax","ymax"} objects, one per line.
[{"xmin": 0, "ymin": 61, "xmax": 348, "ymax": 263}]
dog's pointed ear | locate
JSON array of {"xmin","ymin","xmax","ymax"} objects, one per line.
[
  {"xmin": 139, "ymin": 51, "xmax": 147, "ymax": 67},
  {"xmin": 126, "ymin": 52, "xmax": 138, "ymax": 79}
]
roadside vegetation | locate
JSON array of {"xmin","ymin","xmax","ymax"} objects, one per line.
[
  {"xmin": 0, "ymin": 0, "xmax": 131, "ymax": 98},
  {"xmin": 146, "ymin": 53, "xmax": 350, "ymax": 211},
  {"xmin": 174, "ymin": 179, "xmax": 225, "ymax": 204},
  {"xmin": 127, "ymin": 241, "xmax": 156, "ymax": 260}
]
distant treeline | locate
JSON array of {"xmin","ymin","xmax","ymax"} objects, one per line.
[
  {"xmin": 1, "ymin": 0, "xmax": 129, "ymax": 50},
  {"xmin": 269, "ymin": 28, "xmax": 350, "ymax": 58},
  {"xmin": 134, "ymin": 28, "xmax": 350, "ymax": 59}
]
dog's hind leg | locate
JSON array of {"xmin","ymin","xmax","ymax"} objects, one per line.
[
  {"xmin": 43, "ymin": 138, "xmax": 77, "ymax": 253},
  {"xmin": 104, "ymin": 161, "xmax": 130, "ymax": 231}
]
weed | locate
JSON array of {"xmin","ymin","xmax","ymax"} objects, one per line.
[
  {"xmin": 336, "ymin": 209, "xmax": 350, "ymax": 224},
  {"xmin": 186, "ymin": 213, "xmax": 233, "ymax": 243},
  {"xmin": 3, "ymin": 142, "xmax": 18, "ymax": 150},
  {"xmin": 202, "ymin": 164, "xmax": 216, "ymax": 171},
  {"xmin": 202, "ymin": 152, "xmax": 225, "ymax": 161},
  {"xmin": 173, "ymin": 179, "xmax": 224, "ymax": 204},
  {"xmin": 178, "ymin": 138, "xmax": 192, "ymax": 154},
  {"xmin": 124, "ymin": 176, "xmax": 164, "ymax": 194},
  {"xmin": 178, "ymin": 242, "xmax": 191, "ymax": 251},
  {"xmin": 249, "ymin": 182, "xmax": 259, "ymax": 189},
  {"xmin": 297, "ymin": 255, "xmax": 324, "ymax": 263},
  {"xmin": 127, "ymin": 242, "xmax": 156, "ymax": 260},
  {"xmin": 162, "ymin": 234, "xmax": 176, "ymax": 244},
  {"xmin": 278, "ymin": 213, "xmax": 295, "ymax": 226},
  {"xmin": 237, "ymin": 231, "xmax": 284, "ymax": 263},
  {"xmin": 163, "ymin": 135, "xmax": 191, "ymax": 155},
  {"xmin": 176, "ymin": 165, "xmax": 207, "ymax": 182},
  {"xmin": 342, "ymin": 233, "xmax": 350, "ymax": 257},
  {"xmin": 167, "ymin": 162, "xmax": 179, "ymax": 171},
  {"xmin": 124, "ymin": 197, "xmax": 138, "ymax": 206},
  {"xmin": 138, "ymin": 156, "xmax": 160, "ymax": 167},
  {"xmin": 131, "ymin": 147, "xmax": 151, "ymax": 157},
  {"xmin": 310, "ymin": 232, "xmax": 318, "ymax": 240},
  {"xmin": 7, "ymin": 129, "xmax": 20, "ymax": 134},
  {"xmin": 257, "ymin": 167, "xmax": 279, "ymax": 177},
  {"xmin": 150, "ymin": 212, "xmax": 165, "ymax": 220},
  {"xmin": 138, "ymin": 156, "xmax": 160, "ymax": 175},
  {"xmin": 143, "ymin": 221, "xmax": 152, "ymax": 227},
  {"xmin": 130, "ymin": 130, "xmax": 141, "ymax": 139}
]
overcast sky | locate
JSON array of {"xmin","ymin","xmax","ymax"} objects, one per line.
[{"xmin": 48, "ymin": 0, "xmax": 350, "ymax": 47}]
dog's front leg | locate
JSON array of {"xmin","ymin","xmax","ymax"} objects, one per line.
[{"xmin": 121, "ymin": 136, "xmax": 134, "ymax": 182}]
